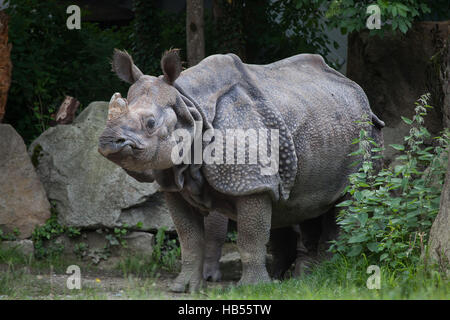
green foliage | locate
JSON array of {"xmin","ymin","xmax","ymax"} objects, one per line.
[
  {"xmin": 105, "ymin": 224, "xmax": 130, "ymax": 248},
  {"xmin": 322, "ymin": 0, "xmax": 449, "ymax": 36},
  {"xmin": 30, "ymin": 144, "xmax": 43, "ymax": 168},
  {"xmin": 266, "ymin": 0, "xmax": 340, "ymax": 67},
  {"xmin": 116, "ymin": 227, "xmax": 181, "ymax": 277},
  {"xmin": 152, "ymin": 228, "xmax": 181, "ymax": 273},
  {"xmin": 206, "ymin": 0, "xmax": 341, "ymax": 68},
  {"xmin": 330, "ymin": 94, "xmax": 449, "ymax": 269},
  {"xmin": 73, "ymin": 242, "xmax": 88, "ymax": 260},
  {"xmin": 226, "ymin": 231, "xmax": 238, "ymax": 243},
  {"xmin": 5, "ymin": 0, "xmax": 131, "ymax": 144},
  {"xmin": 0, "ymin": 228, "xmax": 20, "ymax": 242},
  {"xmin": 204, "ymin": 255, "xmax": 448, "ymax": 299},
  {"xmin": 32, "ymin": 203, "xmax": 81, "ymax": 259},
  {"xmin": 131, "ymin": 0, "xmax": 186, "ymax": 75},
  {"xmin": 132, "ymin": 0, "xmax": 341, "ymax": 73}
]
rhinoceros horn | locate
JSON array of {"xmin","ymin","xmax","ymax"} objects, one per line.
[{"xmin": 107, "ymin": 92, "xmax": 128, "ymax": 121}]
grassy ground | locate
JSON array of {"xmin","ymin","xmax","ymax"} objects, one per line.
[
  {"xmin": 0, "ymin": 246, "xmax": 448, "ymax": 300},
  {"xmin": 201, "ymin": 258, "xmax": 449, "ymax": 300}
]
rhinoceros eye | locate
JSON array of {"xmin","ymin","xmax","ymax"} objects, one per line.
[{"xmin": 147, "ymin": 117, "xmax": 156, "ymax": 129}]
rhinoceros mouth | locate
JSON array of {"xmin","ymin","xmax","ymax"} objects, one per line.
[{"xmin": 98, "ymin": 138, "xmax": 143, "ymax": 158}]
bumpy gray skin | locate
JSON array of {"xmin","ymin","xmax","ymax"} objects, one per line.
[{"xmin": 98, "ymin": 49, "xmax": 384, "ymax": 292}]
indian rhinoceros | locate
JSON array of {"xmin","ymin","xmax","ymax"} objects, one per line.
[{"xmin": 98, "ymin": 49, "xmax": 384, "ymax": 292}]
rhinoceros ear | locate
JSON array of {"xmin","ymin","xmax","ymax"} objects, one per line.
[
  {"xmin": 111, "ymin": 49, "xmax": 144, "ymax": 84},
  {"xmin": 161, "ymin": 49, "xmax": 182, "ymax": 85}
]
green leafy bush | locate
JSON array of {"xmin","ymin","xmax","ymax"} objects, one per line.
[
  {"xmin": 5, "ymin": 0, "xmax": 131, "ymax": 144},
  {"xmin": 131, "ymin": 0, "xmax": 186, "ymax": 75},
  {"xmin": 330, "ymin": 94, "xmax": 449, "ymax": 268},
  {"xmin": 32, "ymin": 203, "xmax": 81, "ymax": 259},
  {"xmin": 116, "ymin": 227, "xmax": 181, "ymax": 277},
  {"xmin": 251, "ymin": 0, "xmax": 340, "ymax": 68},
  {"xmin": 322, "ymin": 0, "xmax": 449, "ymax": 36},
  {"xmin": 152, "ymin": 228, "xmax": 181, "ymax": 273},
  {"xmin": 132, "ymin": 0, "xmax": 342, "ymax": 72}
]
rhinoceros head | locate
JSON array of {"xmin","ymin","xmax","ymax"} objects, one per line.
[{"xmin": 98, "ymin": 49, "xmax": 182, "ymax": 172}]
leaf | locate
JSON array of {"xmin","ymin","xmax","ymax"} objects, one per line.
[
  {"xmin": 356, "ymin": 189, "xmax": 367, "ymax": 201},
  {"xmin": 347, "ymin": 245, "xmax": 363, "ymax": 257},
  {"xmin": 380, "ymin": 253, "xmax": 389, "ymax": 261},
  {"xmin": 395, "ymin": 155, "xmax": 408, "ymax": 161},
  {"xmin": 398, "ymin": 20, "xmax": 408, "ymax": 33},
  {"xmin": 336, "ymin": 200, "xmax": 353, "ymax": 207},
  {"xmin": 394, "ymin": 165, "xmax": 405, "ymax": 175},
  {"xmin": 390, "ymin": 144, "xmax": 405, "ymax": 151},
  {"xmin": 348, "ymin": 233, "xmax": 368, "ymax": 244},
  {"xmin": 401, "ymin": 116, "xmax": 413, "ymax": 125},
  {"xmin": 391, "ymin": 6, "xmax": 397, "ymax": 17},
  {"xmin": 396, "ymin": 3, "xmax": 410, "ymax": 13},
  {"xmin": 358, "ymin": 213, "xmax": 369, "ymax": 227},
  {"xmin": 367, "ymin": 242, "xmax": 380, "ymax": 252},
  {"xmin": 392, "ymin": 19, "xmax": 398, "ymax": 30}
]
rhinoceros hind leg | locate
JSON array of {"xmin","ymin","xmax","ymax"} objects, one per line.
[
  {"xmin": 293, "ymin": 207, "xmax": 340, "ymax": 277},
  {"xmin": 317, "ymin": 205, "xmax": 340, "ymax": 259},
  {"xmin": 269, "ymin": 227, "xmax": 297, "ymax": 279},
  {"xmin": 292, "ymin": 216, "xmax": 322, "ymax": 277}
]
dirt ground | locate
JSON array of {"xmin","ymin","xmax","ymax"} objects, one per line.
[{"xmin": 0, "ymin": 263, "xmax": 236, "ymax": 300}]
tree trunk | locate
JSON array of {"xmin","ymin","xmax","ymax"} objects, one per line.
[
  {"xmin": 428, "ymin": 155, "xmax": 450, "ymax": 272},
  {"xmin": 0, "ymin": 11, "xmax": 12, "ymax": 123},
  {"xmin": 186, "ymin": 0, "xmax": 205, "ymax": 67},
  {"xmin": 442, "ymin": 23, "xmax": 450, "ymax": 128},
  {"xmin": 56, "ymin": 96, "xmax": 80, "ymax": 125}
]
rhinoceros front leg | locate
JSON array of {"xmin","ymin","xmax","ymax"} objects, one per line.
[
  {"xmin": 203, "ymin": 210, "xmax": 228, "ymax": 282},
  {"xmin": 236, "ymin": 193, "xmax": 272, "ymax": 285},
  {"xmin": 164, "ymin": 192, "xmax": 206, "ymax": 293}
]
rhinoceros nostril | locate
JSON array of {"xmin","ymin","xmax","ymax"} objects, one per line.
[{"xmin": 115, "ymin": 138, "xmax": 126, "ymax": 144}]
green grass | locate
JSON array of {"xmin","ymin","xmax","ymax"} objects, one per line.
[
  {"xmin": 200, "ymin": 256, "xmax": 449, "ymax": 300},
  {"xmin": 1, "ymin": 246, "xmax": 448, "ymax": 300}
]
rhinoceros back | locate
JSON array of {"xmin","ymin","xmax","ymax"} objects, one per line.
[
  {"xmin": 174, "ymin": 53, "xmax": 380, "ymax": 213},
  {"xmin": 249, "ymin": 54, "xmax": 380, "ymax": 219}
]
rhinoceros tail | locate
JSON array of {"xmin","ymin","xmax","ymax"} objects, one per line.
[{"xmin": 371, "ymin": 112, "xmax": 385, "ymax": 129}]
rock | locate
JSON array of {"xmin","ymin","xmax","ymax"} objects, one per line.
[
  {"xmin": 219, "ymin": 243, "xmax": 242, "ymax": 281},
  {"xmin": 51, "ymin": 230, "xmax": 154, "ymax": 266},
  {"xmin": 29, "ymin": 102, "xmax": 174, "ymax": 232},
  {"xmin": 120, "ymin": 231, "xmax": 154, "ymax": 256},
  {"xmin": 218, "ymin": 242, "xmax": 274, "ymax": 280},
  {"xmin": 117, "ymin": 194, "xmax": 174, "ymax": 232},
  {"xmin": 0, "ymin": 124, "xmax": 51, "ymax": 239},
  {"xmin": 0, "ymin": 239, "xmax": 34, "ymax": 256},
  {"xmin": 347, "ymin": 21, "xmax": 449, "ymax": 164},
  {"xmin": 428, "ymin": 156, "xmax": 450, "ymax": 270}
]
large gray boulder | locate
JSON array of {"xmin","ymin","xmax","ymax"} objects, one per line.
[
  {"xmin": 29, "ymin": 102, "xmax": 174, "ymax": 232},
  {"xmin": 0, "ymin": 239, "xmax": 34, "ymax": 256},
  {"xmin": 51, "ymin": 230, "xmax": 154, "ymax": 268},
  {"xmin": 0, "ymin": 124, "xmax": 51, "ymax": 239},
  {"xmin": 429, "ymin": 156, "xmax": 450, "ymax": 269}
]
